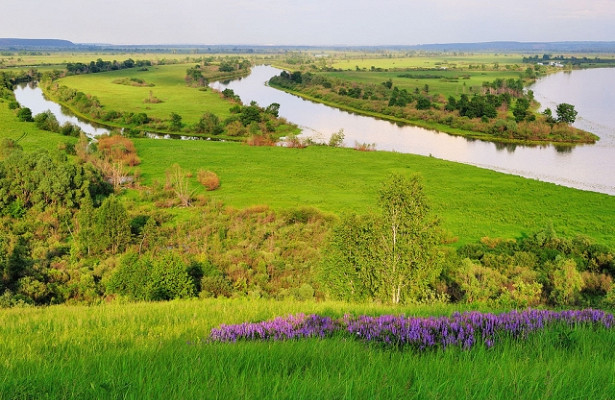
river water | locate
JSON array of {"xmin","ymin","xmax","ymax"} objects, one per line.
[
  {"xmin": 13, "ymin": 82, "xmax": 110, "ymax": 137},
  {"xmin": 212, "ymin": 65, "xmax": 615, "ymax": 195},
  {"xmin": 13, "ymin": 67, "xmax": 615, "ymax": 195}
]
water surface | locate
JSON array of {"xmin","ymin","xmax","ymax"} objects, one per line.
[{"xmin": 212, "ymin": 65, "xmax": 615, "ymax": 195}]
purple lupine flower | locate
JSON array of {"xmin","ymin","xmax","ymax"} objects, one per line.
[{"xmin": 209, "ymin": 309, "xmax": 615, "ymax": 351}]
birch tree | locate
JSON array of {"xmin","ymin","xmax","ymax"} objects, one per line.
[{"xmin": 377, "ymin": 173, "xmax": 443, "ymax": 304}]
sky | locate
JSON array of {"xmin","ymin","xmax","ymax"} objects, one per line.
[{"xmin": 3, "ymin": 0, "xmax": 615, "ymax": 46}]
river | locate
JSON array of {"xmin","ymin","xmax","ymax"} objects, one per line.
[
  {"xmin": 13, "ymin": 82, "xmax": 110, "ymax": 137},
  {"xmin": 13, "ymin": 67, "xmax": 615, "ymax": 195},
  {"xmin": 212, "ymin": 65, "xmax": 615, "ymax": 195}
]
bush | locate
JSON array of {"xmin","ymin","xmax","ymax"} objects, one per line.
[
  {"xmin": 197, "ymin": 170, "xmax": 220, "ymax": 191},
  {"xmin": 16, "ymin": 107, "xmax": 33, "ymax": 122}
]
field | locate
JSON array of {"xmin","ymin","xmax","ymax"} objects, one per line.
[
  {"xmin": 0, "ymin": 98, "xmax": 77, "ymax": 151},
  {"xmin": 322, "ymin": 69, "xmax": 522, "ymax": 99},
  {"xmin": 133, "ymin": 138, "xmax": 615, "ymax": 246},
  {"xmin": 2, "ymin": 51, "xmax": 615, "ymax": 399},
  {"xmin": 328, "ymin": 54, "xmax": 525, "ymax": 70},
  {"xmin": 2, "ymin": 298, "xmax": 615, "ymax": 399},
  {"xmin": 56, "ymin": 64, "xmax": 237, "ymax": 126}
]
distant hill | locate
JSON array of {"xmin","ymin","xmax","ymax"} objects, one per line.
[
  {"xmin": 0, "ymin": 38, "xmax": 77, "ymax": 50},
  {"xmin": 391, "ymin": 41, "xmax": 615, "ymax": 53}
]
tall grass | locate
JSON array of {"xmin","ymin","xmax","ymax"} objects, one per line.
[{"xmin": 2, "ymin": 299, "xmax": 615, "ymax": 399}]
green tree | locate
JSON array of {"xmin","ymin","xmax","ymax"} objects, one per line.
[
  {"xmin": 320, "ymin": 213, "xmax": 380, "ymax": 301},
  {"xmin": 16, "ymin": 107, "xmax": 33, "ymax": 122},
  {"xmin": 75, "ymin": 193, "xmax": 95, "ymax": 256},
  {"xmin": 513, "ymin": 98, "xmax": 530, "ymax": 122},
  {"xmin": 377, "ymin": 173, "xmax": 443, "ymax": 304},
  {"xmin": 94, "ymin": 195, "xmax": 131, "ymax": 254},
  {"xmin": 555, "ymin": 103, "xmax": 578, "ymax": 124},
  {"xmin": 169, "ymin": 112, "xmax": 183, "ymax": 131},
  {"xmin": 320, "ymin": 174, "xmax": 443, "ymax": 304}
]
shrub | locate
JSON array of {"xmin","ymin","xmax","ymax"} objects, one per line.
[
  {"xmin": 197, "ymin": 170, "xmax": 220, "ymax": 191},
  {"xmin": 16, "ymin": 107, "xmax": 34, "ymax": 122}
]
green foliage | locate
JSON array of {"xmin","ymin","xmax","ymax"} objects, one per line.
[
  {"xmin": 94, "ymin": 195, "xmax": 131, "ymax": 255},
  {"xmin": 16, "ymin": 107, "xmax": 33, "ymax": 122},
  {"xmin": 33, "ymin": 110, "xmax": 60, "ymax": 132},
  {"xmin": 195, "ymin": 112, "xmax": 223, "ymax": 135},
  {"xmin": 107, "ymin": 252, "xmax": 196, "ymax": 301},
  {"xmin": 556, "ymin": 103, "xmax": 578, "ymax": 124},
  {"xmin": 550, "ymin": 258, "xmax": 583, "ymax": 305},
  {"xmin": 513, "ymin": 97, "xmax": 530, "ymax": 122},
  {"xmin": 0, "ymin": 149, "xmax": 97, "ymax": 210},
  {"xmin": 321, "ymin": 174, "xmax": 443, "ymax": 304}
]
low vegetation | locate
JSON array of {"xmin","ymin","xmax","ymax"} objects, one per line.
[
  {"xmin": 1, "ymin": 50, "xmax": 615, "ymax": 399},
  {"xmin": 269, "ymin": 69, "xmax": 596, "ymax": 144}
]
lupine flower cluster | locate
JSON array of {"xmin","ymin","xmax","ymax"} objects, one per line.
[
  {"xmin": 209, "ymin": 313, "xmax": 340, "ymax": 342},
  {"xmin": 209, "ymin": 309, "xmax": 615, "ymax": 351}
]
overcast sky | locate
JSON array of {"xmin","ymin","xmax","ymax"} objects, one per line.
[{"xmin": 3, "ymin": 0, "xmax": 615, "ymax": 46}]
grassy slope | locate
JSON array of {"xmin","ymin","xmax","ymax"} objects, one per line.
[
  {"xmin": 2, "ymin": 298, "xmax": 614, "ymax": 399},
  {"xmin": 57, "ymin": 64, "xmax": 235, "ymax": 125},
  {"xmin": 0, "ymin": 99, "xmax": 77, "ymax": 151},
  {"xmin": 134, "ymin": 139, "xmax": 615, "ymax": 246}
]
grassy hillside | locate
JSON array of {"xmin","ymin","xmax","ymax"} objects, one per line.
[
  {"xmin": 134, "ymin": 139, "xmax": 615, "ymax": 246},
  {"xmin": 2, "ymin": 298, "xmax": 615, "ymax": 399}
]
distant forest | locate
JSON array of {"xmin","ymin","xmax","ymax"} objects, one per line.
[{"xmin": 1, "ymin": 38, "xmax": 615, "ymax": 53}]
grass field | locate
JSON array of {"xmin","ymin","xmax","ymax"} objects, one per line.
[
  {"xmin": 329, "ymin": 54, "xmax": 525, "ymax": 71},
  {"xmin": 133, "ymin": 139, "xmax": 615, "ymax": 246},
  {"xmin": 56, "ymin": 64, "xmax": 236, "ymax": 125},
  {"xmin": 0, "ymin": 98, "xmax": 77, "ymax": 151},
  {"xmin": 323, "ymin": 69, "xmax": 523, "ymax": 99},
  {"xmin": 2, "ymin": 298, "xmax": 615, "ymax": 399}
]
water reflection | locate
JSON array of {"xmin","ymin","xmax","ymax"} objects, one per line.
[
  {"xmin": 212, "ymin": 65, "xmax": 615, "ymax": 195},
  {"xmin": 493, "ymin": 142, "xmax": 517, "ymax": 153},
  {"xmin": 14, "ymin": 82, "xmax": 110, "ymax": 137}
]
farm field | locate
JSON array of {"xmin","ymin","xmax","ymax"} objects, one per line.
[
  {"xmin": 2, "ymin": 298, "xmax": 615, "ymax": 399},
  {"xmin": 328, "ymin": 54, "xmax": 526, "ymax": 70}
]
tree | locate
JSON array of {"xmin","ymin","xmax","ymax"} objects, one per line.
[
  {"xmin": 169, "ymin": 112, "xmax": 183, "ymax": 131},
  {"xmin": 320, "ymin": 173, "xmax": 444, "ymax": 304},
  {"xmin": 555, "ymin": 103, "xmax": 578, "ymax": 124},
  {"xmin": 94, "ymin": 195, "xmax": 131, "ymax": 254},
  {"xmin": 512, "ymin": 98, "xmax": 530, "ymax": 122},
  {"xmin": 16, "ymin": 107, "xmax": 33, "ymax": 122},
  {"xmin": 165, "ymin": 163, "xmax": 194, "ymax": 207},
  {"xmin": 377, "ymin": 173, "xmax": 443, "ymax": 304}
]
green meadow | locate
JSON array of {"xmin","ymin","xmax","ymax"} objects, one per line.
[
  {"xmin": 134, "ymin": 138, "xmax": 615, "ymax": 246},
  {"xmin": 0, "ymin": 98, "xmax": 77, "ymax": 151},
  {"xmin": 3, "ymin": 50, "xmax": 615, "ymax": 400},
  {"xmin": 2, "ymin": 298, "xmax": 615, "ymax": 399},
  {"xmin": 322, "ymin": 69, "xmax": 523, "ymax": 99},
  {"xmin": 329, "ymin": 54, "xmax": 525, "ymax": 70},
  {"xmin": 57, "ymin": 64, "xmax": 236, "ymax": 125}
]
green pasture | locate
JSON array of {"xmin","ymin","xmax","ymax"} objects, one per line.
[
  {"xmin": 0, "ymin": 52, "xmax": 198, "ymax": 69},
  {"xmin": 1, "ymin": 298, "xmax": 614, "ymax": 399},
  {"xmin": 329, "ymin": 54, "xmax": 525, "ymax": 70},
  {"xmin": 134, "ymin": 139, "xmax": 615, "ymax": 246},
  {"xmin": 0, "ymin": 99, "xmax": 77, "ymax": 151},
  {"xmin": 323, "ymin": 69, "xmax": 523, "ymax": 99},
  {"xmin": 57, "ymin": 64, "xmax": 235, "ymax": 125}
]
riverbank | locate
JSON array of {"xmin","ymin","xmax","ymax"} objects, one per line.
[{"xmin": 269, "ymin": 82, "xmax": 596, "ymax": 146}]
